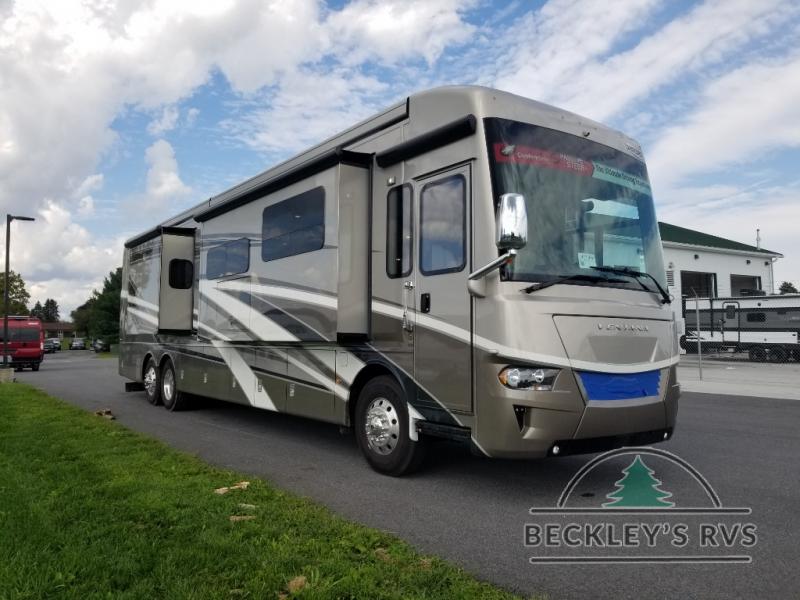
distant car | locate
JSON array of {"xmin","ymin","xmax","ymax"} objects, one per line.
[
  {"xmin": 48, "ymin": 338, "xmax": 62, "ymax": 351},
  {"xmin": 92, "ymin": 339, "xmax": 111, "ymax": 353},
  {"xmin": 70, "ymin": 338, "xmax": 86, "ymax": 350},
  {"xmin": 43, "ymin": 339, "xmax": 57, "ymax": 353}
]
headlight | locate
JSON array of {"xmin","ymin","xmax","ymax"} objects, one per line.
[{"xmin": 498, "ymin": 366, "xmax": 560, "ymax": 390}]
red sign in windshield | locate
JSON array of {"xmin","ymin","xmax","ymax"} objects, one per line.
[{"xmin": 493, "ymin": 143, "xmax": 594, "ymax": 176}]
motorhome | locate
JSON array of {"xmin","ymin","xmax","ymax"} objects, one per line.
[
  {"xmin": 120, "ymin": 86, "xmax": 680, "ymax": 475},
  {"xmin": 683, "ymin": 294, "xmax": 800, "ymax": 361}
]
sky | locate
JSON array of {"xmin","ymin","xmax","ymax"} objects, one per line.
[{"xmin": 1, "ymin": 0, "xmax": 800, "ymax": 317}]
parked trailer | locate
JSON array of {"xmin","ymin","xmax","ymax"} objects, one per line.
[
  {"xmin": 120, "ymin": 86, "xmax": 680, "ymax": 475},
  {"xmin": 683, "ymin": 295, "xmax": 800, "ymax": 361}
]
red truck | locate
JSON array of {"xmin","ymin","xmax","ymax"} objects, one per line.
[{"xmin": 1, "ymin": 316, "xmax": 44, "ymax": 371}]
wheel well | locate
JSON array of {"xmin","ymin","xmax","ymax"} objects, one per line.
[
  {"xmin": 347, "ymin": 364, "xmax": 400, "ymax": 427},
  {"xmin": 141, "ymin": 353, "xmax": 154, "ymax": 381}
]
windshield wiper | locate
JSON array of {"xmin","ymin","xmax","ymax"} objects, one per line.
[
  {"xmin": 522, "ymin": 273, "xmax": 626, "ymax": 294},
  {"xmin": 591, "ymin": 266, "xmax": 671, "ymax": 304}
]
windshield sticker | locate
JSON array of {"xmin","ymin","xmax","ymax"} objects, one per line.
[
  {"xmin": 591, "ymin": 162, "xmax": 651, "ymax": 195},
  {"xmin": 493, "ymin": 143, "xmax": 651, "ymax": 195},
  {"xmin": 493, "ymin": 143, "xmax": 593, "ymax": 176},
  {"xmin": 578, "ymin": 252, "xmax": 597, "ymax": 269}
]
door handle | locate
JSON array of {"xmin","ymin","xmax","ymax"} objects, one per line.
[
  {"xmin": 402, "ymin": 280, "xmax": 414, "ymax": 332},
  {"xmin": 420, "ymin": 293, "xmax": 431, "ymax": 314}
]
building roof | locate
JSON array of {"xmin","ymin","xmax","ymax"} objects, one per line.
[{"xmin": 658, "ymin": 222, "xmax": 781, "ymax": 256}]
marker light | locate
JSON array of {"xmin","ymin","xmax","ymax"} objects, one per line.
[{"xmin": 498, "ymin": 366, "xmax": 560, "ymax": 391}]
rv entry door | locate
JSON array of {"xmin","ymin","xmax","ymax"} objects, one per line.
[{"xmin": 158, "ymin": 228, "xmax": 196, "ymax": 333}]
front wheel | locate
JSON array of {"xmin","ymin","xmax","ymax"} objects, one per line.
[
  {"xmin": 31, "ymin": 362, "xmax": 40, "ymax": 372},
  {"xmin": 355, "ymin": 376, "xmax": 425, "ymax": 476},
  {"xmin": 161, "ymin": 360, "xmax": 189, "ymax": 412}
]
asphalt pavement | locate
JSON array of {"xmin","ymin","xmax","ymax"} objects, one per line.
[{"xmin": 11, "ymin": 351, "xmax": 800, "ymax": 600}]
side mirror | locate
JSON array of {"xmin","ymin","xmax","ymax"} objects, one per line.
[{"xmin": 496, "ymin": 193, "xmax": 528, "ymax": 250}]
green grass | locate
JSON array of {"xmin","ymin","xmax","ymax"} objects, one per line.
[{"xmin": 0, "ymin": 384, "xmax": 526, "ymax": 600}]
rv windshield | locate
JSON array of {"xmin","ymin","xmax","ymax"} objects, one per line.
[{"xmin": 485, "ymin": 118, "xmax": 666, "ymax": 292}]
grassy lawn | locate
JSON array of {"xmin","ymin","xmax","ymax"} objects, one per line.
[{"xmin": 0, "ymin": 384, "xmax": 525, "ymax": 599}]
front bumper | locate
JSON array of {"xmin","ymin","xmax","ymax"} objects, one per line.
[{"xmin": 472, "ymin": 365, "xmax": 680, "ymax": 459}]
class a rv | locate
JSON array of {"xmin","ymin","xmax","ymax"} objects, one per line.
[{"xmin": 120, "ymin": 86, "xmax": 680, "ymax": 475}]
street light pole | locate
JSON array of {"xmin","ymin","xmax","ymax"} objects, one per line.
[{"xmin": 3, "ymin": 214, "xmax": 36, "ymax": 369}]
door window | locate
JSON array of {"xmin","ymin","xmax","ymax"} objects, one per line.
[
  {"xmin": 419, "ymin": 175, "xmax": 466, "ymax": 275},
  {"xmin": 386, "ymin": 184, "xmax": 413, "ymax": 278}
]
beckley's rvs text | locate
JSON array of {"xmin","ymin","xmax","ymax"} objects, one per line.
[{"xmin": 120, "ymin": 86, "xmax": 680, "ymax": 475}]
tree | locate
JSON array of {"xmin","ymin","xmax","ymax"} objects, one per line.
[
  {"xmin": 88, "ymin": 268, "xmax": 122, "ymax": 342},
  {"xmin": 779, "ymin": 281, "xmax": 798, "ymax": 295},
  {"xmin": 603, "ymin": 455, "xmax": 674, "ymax": 508},
  {"xmin": 0, "ymin": 270, "xmax": 30, "ymax": 315},
  {"xmin": 42, "ymin": 298, "xmax": 60, "ymax": 322},
  {"xmin": 71, "ymin": 268, "xmax": 121, "ymax": 341},
  {"xmin": 71, "ymin": 295, "xmax": 97, "ymax": 337},
  {"xmin": 30, "ymin": 300, "xmax": 44, "ymax": 319}
]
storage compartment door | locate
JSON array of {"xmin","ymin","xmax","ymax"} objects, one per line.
[{"xmin": 159, "ymin": 229, "xmax": 196, "ymax": 333}]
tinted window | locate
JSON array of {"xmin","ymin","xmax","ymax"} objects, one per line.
[
  {"xmin": 746, "ymin": 312, "xmax": 766, "ymax": 323},
  {"xmin": 168, "ymin": 259, "xmax": 194, "ymax": 289},
  {"xmin": 206, "ymin": 238, "xmax": 250, "ymax": 279},
  {"xmin": 262, "ymin": 187, "xmax": 325, "ymax": 262},
  {"xmin": 420, "ymin": 175, "xmax": 466, "ymax": 275},
  {"xmin": 386, "ymin": 185, "xmax": 413, "ymax": 278}
]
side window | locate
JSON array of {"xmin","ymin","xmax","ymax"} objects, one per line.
[
  {"xmin": 206, "ymin": 238, "xmax": 250, "ymax": 279},
  {"xmin": 262, "ymin": 187, "xmax": 325, "ymax": 262},
  {"xmin": 420, "ymin": 175, "xmax": 466, "ymax": 275},
  {"xmin": 746, "ymin": 312, "xmax": 766, "ymax": 323},
  {"xmin": 168, "ymin": 259, "xmax": 194, "ymax": 289},
  {"xmin": 386, "ymin": 184, "xmax": 413, "ymax": 278},
  {"xmin": 725, "ymin": 305, "xmax": 736, "ymax": 320}
]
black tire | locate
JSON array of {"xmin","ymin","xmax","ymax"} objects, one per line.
[
  {"xmin": 769, "ymin": 347, "xmax": 788, "ymax": 363},
  {"xmin": 31, "ymin": 362, "xmax": 39, "ymax": 372},
  {"xmin": 161, "ymin": 360, "xmax": 189, "ymax": 412},
  {"xmin": 354, "ymin": 376, "xmax": 425, "ymax": 476},
  {"xmin": 143, "ymin": 357, "xmax": 162, "ymax": 405},
  {"xmin": 748, "ymin": 346, "xmax": 767, "ymax": 362}
]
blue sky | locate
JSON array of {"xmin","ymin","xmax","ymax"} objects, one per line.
[{"xmin": 1, "ymin": 0, "xmax": 799, "ymax": 314}]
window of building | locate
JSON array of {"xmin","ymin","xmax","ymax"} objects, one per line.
[
  {"xmin": 680, "ymin": 270, "xmax": 716, "ymax": 298},
  {"xmin": 386, "ymin": 185, "xmax": 413, "ymax": 278},
  {"xmin": 262, "ymin": 187, "xmax": 325, "ymax": 262},
  {"xmin": 746, "ymin": 312, "xmax": 766, "ymax": 323},
  {"xmin": 730, "ymin": 274, "xmax": 761, "ymax": 296},
  {"xmin": 168, "ymin": 259, "xmax": 194, "ymax": 289},
  {"xmin": 206, "ymin": 238, "xmax": 250, "ymax": 279},
  {"xmin": 420, "ymin": 175, "xmax": 466, "ymax": 275}
]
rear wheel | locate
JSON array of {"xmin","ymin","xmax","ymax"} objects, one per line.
[
  {"xmin": 143, "ymin": 357, "xmax": 162, "ymax": 405},
  {"xmin": 355, "ymin": 376, "xmax": 425, "ymax": 476},
  {"xmin": 161, "ymin": 360, "xmax": 189, "ymax": 412},
  {"xmin": 31, "ymin": 362, "xmax": 40, "ymax": 372},
  {"xmin": 769, "ymin": 346, "xmax": 789, "ymax": 363},
  {"xmin": 748, "ymin": 346, "xmax": 767, "ymax": 362}
]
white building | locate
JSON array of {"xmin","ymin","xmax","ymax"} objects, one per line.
[{"xmin": 659, "ymin": 222, "xmax": 783, "ymax": 331}]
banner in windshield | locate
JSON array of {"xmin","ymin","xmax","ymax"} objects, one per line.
[{"xmin": 493, "ymin": 143, "xmax": 651, "ymax": 196}]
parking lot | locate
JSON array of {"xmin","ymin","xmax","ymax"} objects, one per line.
[{"xmin": 16, "ymin": 351, "xmax": 800, "ymax": 600}]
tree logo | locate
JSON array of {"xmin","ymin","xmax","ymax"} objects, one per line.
[
  {"xmin": 525, "ymin": 448, "xmax": 757, "ymax": 564},
  {"xmin": 603, "ymin": 455, "xmax": 674, "ymax": 508}
]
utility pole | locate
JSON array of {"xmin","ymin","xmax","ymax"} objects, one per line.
[{"xmin": 3, "ymin": 214, "xmax": 36, "ymax": 371}]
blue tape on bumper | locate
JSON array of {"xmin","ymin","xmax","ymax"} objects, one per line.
[{"xmin": 579, "ymin": 370, "xmax": 660, "ymax": 401}]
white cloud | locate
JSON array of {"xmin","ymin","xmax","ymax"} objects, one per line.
[
  {"xmin": 144, "ymin": 139, "xmax": 190, "ymax": 201},
  {"xmin": 147, "ymin": 105, "xmax": 179, "ymax": 136},
  {"xmin": 647, "ymin": 53, "xmax": 800, "ymax": 190},
  {"xmin": 185, "ymin": 107, "xmax": 200, "ymax": 127}
]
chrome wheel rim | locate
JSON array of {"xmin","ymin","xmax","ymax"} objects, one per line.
[
  {"xmin": 364, "ymin": 396, "xmax": 400, "ymax": 455},
  {"xmin": 163, "ymin": 368, "xmax": 175, "ymax": 402},
  {"xmin": 144, "ymin": 366, "xmax": 157, "ymax": 397}
]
